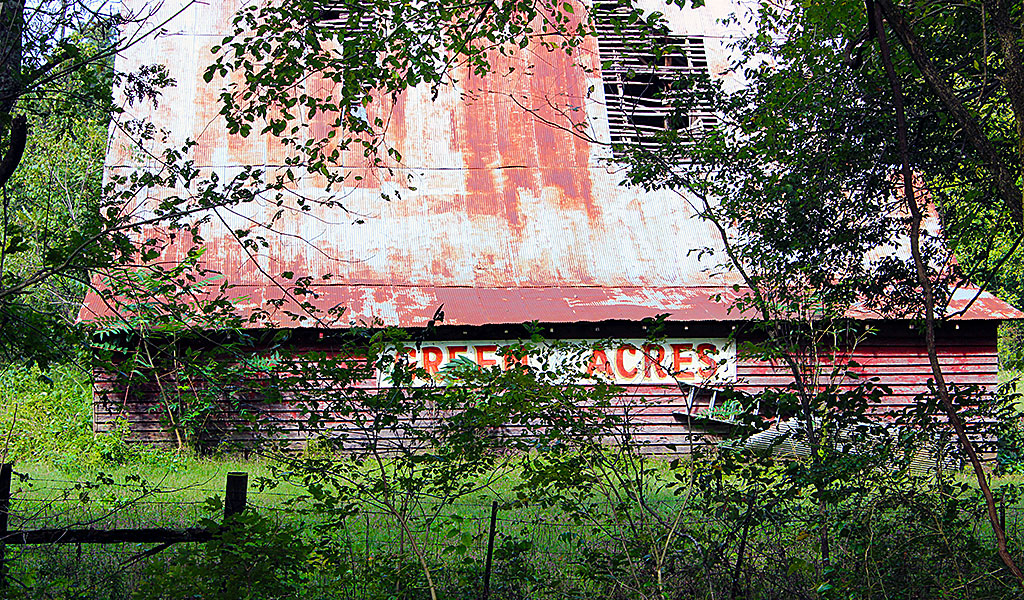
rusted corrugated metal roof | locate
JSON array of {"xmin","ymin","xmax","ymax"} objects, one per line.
[
  {"xmin": 81, "ymin": 285, "xmax": 747, "ymax": 328},
  {"xmin": 79, "ymin": 283, "xmax": 1019, "ymax": 328},
  {"xmin": 81, "ymin": 0, "xmax": 1023, "ymax": 328}
]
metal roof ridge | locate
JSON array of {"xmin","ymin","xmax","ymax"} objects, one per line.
[{"xmin": 223, "ymin": 283, "xmax": 735, "ymax": 289}]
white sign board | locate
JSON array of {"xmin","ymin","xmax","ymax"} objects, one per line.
[{"xmin": 388, "ymin": 339, "xmax": 736, "ymax": 385}]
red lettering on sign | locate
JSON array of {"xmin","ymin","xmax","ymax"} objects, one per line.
[
  {"xmin": 475, "ymin": 345, "xmax": 498, "ymax": 368},
  {"xmin": 643, "ymin": 344, "xmax": 667, "ymax": 378},
  {"xmin": 422, "ymin": 347, "xmax": 444, "ymax": 375},
  {"xmin": 448, "ymin": 345, "xmax": 468, "ymax": 362},
  {"xmin": 502, "ymin": 346, "xmax": 529, "ymax": 370},
  {"xmin": 588, "ymin": 349, "xmax": 613, "ymax": 377},
  {"xmin": 697, "ymin": 343, "xmax": 718, "ymax": 378},
  {"xmin": 671, "ymin": 343, "xmax": 694, "ymax": 381},
  {"xmin": 616, "ymin": 344, "xmax": 638, "ymax": 378}
]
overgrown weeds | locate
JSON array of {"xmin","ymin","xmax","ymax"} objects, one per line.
[
  {"xmin": 0, "ymin": 364, "xmax": 181, "ymax": 468},
  {"xmin": 3, "ymin": 351, "xmax": 1024, "ymax": 599}
]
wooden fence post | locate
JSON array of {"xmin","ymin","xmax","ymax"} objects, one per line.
[
  {"xmin": 483, "ymin": 500, "xmax": 499, "ymax": 600},
  {"xmin": 1000, "ymin": 489, "xmax": 1007, "ymax": 534},
  {"xmin": 225, "ymin": 472, "xmax": 248, "ymax": 518},
  {"xmin": 0, "ymin": 463, "xmax": 12, "ymax": 590}
]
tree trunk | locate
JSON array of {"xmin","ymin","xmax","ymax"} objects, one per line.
[
  {"xmin": 0, "ymin": 0, "xmax": 21, "ymax": 117},
  {"xmin": 873, "ymin": 2, "xmax": 1024, "ymax": 582}
]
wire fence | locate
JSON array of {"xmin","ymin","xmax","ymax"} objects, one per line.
[{"xmin": 4, "ymin": 467, "xmax": 1024, "ymax": 600}]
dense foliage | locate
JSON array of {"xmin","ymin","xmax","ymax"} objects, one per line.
[
  {"xmin": 3, "ymin": 355, "xmax": 1024, "ymax": 599},
  {"xmin": 0, "ymin": 0, "xmax": 1023, "ymax": 597}
]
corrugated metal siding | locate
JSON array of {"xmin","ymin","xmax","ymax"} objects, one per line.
[
  {"xmin": 79, "ymin": 284, "xmax": 1023, "ymax": 328},
  {"xmin": 84, "ymin": 0, "xmax": 1022, "ymax": 328},
  {"xmin": 95, "ymin": 0, "xmax": 740, "ymax": 307}
]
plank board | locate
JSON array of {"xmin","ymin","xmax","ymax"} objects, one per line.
[{"xmin": 94, "ymin": 333, "xmax": 1002, "ymax": 457}]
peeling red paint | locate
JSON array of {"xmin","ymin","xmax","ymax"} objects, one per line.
[
  {"xmin": 84, "ymin": 0, "xmax": 1024, "ymax": 329},
  {"xmin": 531, "ymin": 47, "xmax": 598, "ymax": 220},
  {"xmin": 80, "ymin": 283, "xmax": 1021, "ymax": 329},
  {"xmin": 461, "ymin": 66, "xmax": 522, "ymax": 230}
]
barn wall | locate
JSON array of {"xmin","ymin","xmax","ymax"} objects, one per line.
[
  {"xmin": 617, "ymin": 327, "xmax": 999, "ymax": 449},
  {"xmin": 93, "ymin": 321, "xmax": 1002, "ymax": 451}
]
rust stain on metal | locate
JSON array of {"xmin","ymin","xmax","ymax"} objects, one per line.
[
  {"xmin": 460, "ymin": 66, "xmax": 522, "ymax": 230},
  {"xmin": 79, "ymin": 281, "xmax": 1021, "ymax": 329},
  {"xmin": 82, "ymin": 0, "xmax": 1023, "ymax": 329},
  {"xmin": 530, "ymin": 43, "xmax": 598, "ymax": 220}
]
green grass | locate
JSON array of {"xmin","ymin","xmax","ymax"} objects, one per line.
[
  {"xmin": 1, "ymin": 365, "xmax": 1023, "ymax": 598},
  {"xmin": 7, "ymin": 458, "xmax": 294, "ymax": 529}
]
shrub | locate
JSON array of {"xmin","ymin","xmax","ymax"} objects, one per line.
[
  {"xmin": 1000, "ymin": 321, "xmax": 1024, "ymax": 371},
  {"xmin": 0, "ymin": 363, "xmax": 96, "ymax": 464},
  {"xmin": 0, "ymin": 363, "xmax": 180, "ymax": 467},
  {"xmin": 135, "ymin": 511, "xmax": 312, "ymax": 600}
]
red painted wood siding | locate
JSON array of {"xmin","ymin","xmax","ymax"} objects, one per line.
[{"xmin": 93, "ymin": 331, "xmax": 1001, "ymax": 450}]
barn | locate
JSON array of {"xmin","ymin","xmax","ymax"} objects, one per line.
[{"xmin": 80, "ymin": 0, "xmax": 1022, "ymax": 450}]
